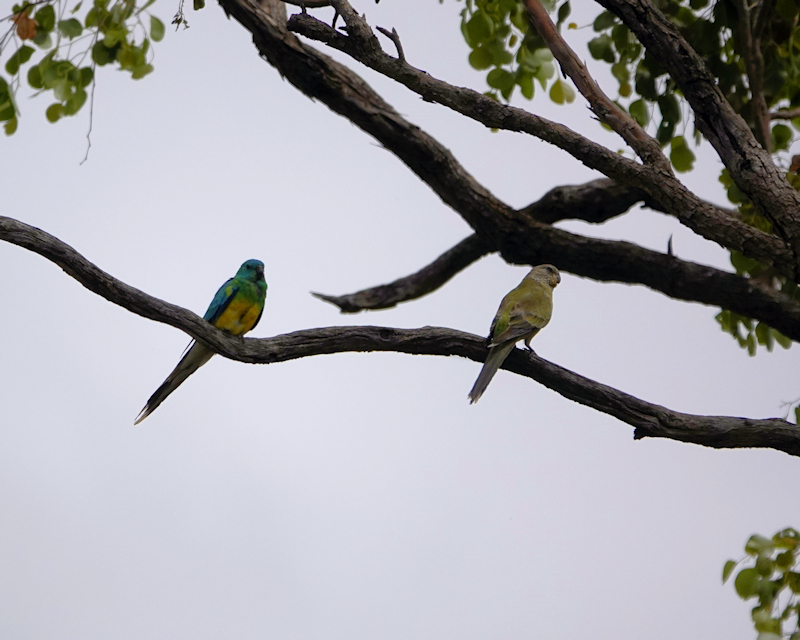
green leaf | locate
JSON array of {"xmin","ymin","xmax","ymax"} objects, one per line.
[
  {"xmin": 747, "ymin": 535, "xmax": 775, "ymax": 556},
  {"xmin": 746, "ymin": 333, "xmax": 756, "ymax": 355},
  {"xmin": 723, "ymin": 560, "xmax": 737, "ymax": 583},
  {"xmin": 5, "ymin": 45, "xmax": 35, "ymax": 75},
  {"xmin": 518, "ymin": 72, "xmax": 534, "ymax": 99},
  {"xmin": 150, "ymin": 16, "xmax": 165, "ymax": 42},
  {"xmin": 658, "ymin": 93, "xmax": 680, "ymax": 123},
  {"xmin": 772, "ymin": 124, "xmax": 792, "ymax": 152},
  {"xmin": 465, "ymin": 11, "xmax": 493, "ymax": 47},
  {"xmin": 556, "ymin": 1, "xmax": 570, "ymax": 26},
  {"xmin": 469, "ymin": 46, "xmax": 493, "ymax": 70},
  {"xmin": 611, "ymin": 61, "xmax": 628, "ymax": 84},
  {"xmin": 85, "ymin": 7, "xmax": 99, "ymax": 27},
  {"xmin": 52, "ymin": 78, "xmax": 70, "ymax": 102},
  {"xmin": 776, "ymin": 550, "xmax": 794, "ymax": 569},
  {"xmin": 0, "ymin": 99, "xmax": 16, "ymax": 121},
  {"xmin": 45, "ymin": 102, "xmax": 63, "ymax": 123},
  {"xmin": 734, "ymin": 567, "xmax": 760, "ymax": 598},
  {"xmin": 63, "ymin": 87, "xmax": 87, "ymax": 114},
  {"xmin": 92, "ymin": 42, "xmax": 119, "ymax": 66},
  {"xmin": 629, "ymin": 99, "xmax": 648, "ymax": 126},
  {"xmin": 35, "ymin": 4, "xmax": 56, "ymax": 31},
  {"xmin": 194, "ymin": 0, "xmax": 205, "ymax": 8},
  {"xmin": 486, "ymin": 67, "xmax": 515, "ymax": 93},
  {"xmin": 588, "ymin": 35, "xmax": 615, "ymax": 63},
  {"xmin": 4, "ymin": 116, "xmax": 17, "ymax": 135},
  {"xmin": 669, "ymin": 136, "xmax": 695, "ymax": 172},
  {"xmin": 78, "ymin": 66, "xmax": 93, "ymax": 88},
  {"xmin": 756, "ymin": 555, "xmax": 774, "ymax": 576},
  {"xmin": 32, "ymin": 31, "xmax": 53, "ymax": 49},
  {"xmin": 592, "ymin": 10, "xmax": 616, "ymax": 31},
  {"xmin": 58, "ymin": 18, "xmax": 83, "ymax": 39},
  {"xmin": 131, "ymin": 63, "xmax": 154, "ymax": 80},
  {"xmin": 549, "ymin": 79, "xmax": 575, "ymax": 104}
]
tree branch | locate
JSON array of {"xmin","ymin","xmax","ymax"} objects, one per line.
[
  {"xmin": 312, "ymin": 234, "xmax": 491, "ymax": 313},
  {"xmin": 313, "ymin": 179, "xmax": 649, "ymax": 313},
  {"xmin": 522, "ymin": 0, "xmax": 670, "ymax": 171},
  {"xmin": 212, "ymin": 0, "xmax": 800, "ymax": 335},
  {"xmin": 595, "ymin": 0, "xmax": 800, "ymax": 254},
  {"xmin": 734, "ymin": 0, "xmax": 771, "ymax": 150},
  {"xmin": 771, "ymin": 108, "xmax": 800, "ymax": 121},
  {"xmin": 2, "ymin": 214, "xmax": 799, "ymax": 457},
  {"xmin": 285, "ymin": 7, "xmax": 797, "ymax": 278}
]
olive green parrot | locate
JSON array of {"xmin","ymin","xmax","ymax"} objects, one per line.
[{"xmin": 468, "ymin": 264, "xmax": 560, "ymax": 403}]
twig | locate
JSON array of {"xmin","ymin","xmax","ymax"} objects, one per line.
[
  {"xmin": 375, "ymin": 25, "xmax": 403, "ymax": 62},
  {"xmin": 312, "ymin": 234, "xmax": 491, "ymax": 313},
  {"xmin": 80, "ymin": 62, "xmax": 97, "ymax": 165},
  {"xmin": 771, "ymin": 108, "xmax": 800, "ymax": 121}
]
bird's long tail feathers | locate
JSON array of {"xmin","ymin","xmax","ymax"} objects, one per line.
[
  {"xmin": 133, "ymin": 343, "xmax": 215, "ymax": 425},
  {"xmin": 468, "ymin": 342, "xmax": 515, "ymax": 404}
]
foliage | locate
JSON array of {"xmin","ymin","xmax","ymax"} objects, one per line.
[
  {"xmin": 453, "ymin": 0, "xmax": 800, "ymax": 356},
  {"xmin": 0, "ymin": 0, "xmax": 165, "ymax": 134},
  {"xmin": 725, "ymin": 529, "xmax": 800, "ymax": 640}
]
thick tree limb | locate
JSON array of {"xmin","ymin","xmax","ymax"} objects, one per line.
[
  {"xmin": 285, "ymin": 8, "xmax": 797, "ymax": 278},
  {"xmin": 2, "ymin": 214, "xmax": 799, "ymax": 457},
  {"xmin": 595, "ymin": 0, "xmax": 800, "ymax": 253},
  {"xmin": 212, "ymin": 0, "xmax": 800, "ymax": 332},
  {"xmin": 314, "ymin": 179, "xmax": 647, "ymax": 313}
]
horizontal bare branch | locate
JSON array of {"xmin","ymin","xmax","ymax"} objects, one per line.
[
  {"xmin": 286, "ymin": 8, "xmax": 796, "ymax": 278},
  {"xmin": 2, "ymin": 214, "xmax": 798, "ymax": 457}
]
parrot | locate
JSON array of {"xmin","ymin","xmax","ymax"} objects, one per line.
[
  {"xmin": 468, "ymin": 264, "xmax": 560, "ymax": 404},
  {"xmin": 134, "ymin": 259, "xmax": 267, "ymax": 424}
]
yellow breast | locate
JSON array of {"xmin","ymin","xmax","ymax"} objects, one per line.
[{"xmin": 213, "ymin": 298, "xmax": 261, "ymax": 336}]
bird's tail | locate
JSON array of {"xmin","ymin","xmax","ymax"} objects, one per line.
[
  {"xmin": 468, "ymin": 342, "xmax": 515, "ymax": 404},
  {"xmin": 134, "ymin": 342, "xmax": 215, "ymax": 424}
]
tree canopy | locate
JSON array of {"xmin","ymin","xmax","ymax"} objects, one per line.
[{"xmin": 2, "ymin": 0, "xmax": 800, "ymax": 636}]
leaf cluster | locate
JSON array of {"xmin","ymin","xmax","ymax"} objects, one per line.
[
  {"xmin": 0, "ymin": 0, "xmax": 165, "ymax": 133},
  {"xmin": 458, "ymin": 0, "xmax": 574, "ymax": 103},
  {"xmin": 724, "ymin": 529, "xmax": 800, "ymax": 640},
  {"xmin": 451, "ymin": 0, "xmax": 800, "ymax": 355},
  {"xmin": 714, "ymin": 169, "xmax": 800, "ymax": 357}
]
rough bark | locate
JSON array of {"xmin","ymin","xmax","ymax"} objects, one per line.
[
  {"xmin": 595, "ymin": 0, "xmax": 800, "ymax": 254},
  {"xmin": 286, "ymin": 7, "xmax": 797, "ymax": 278},
  {"xmin": 2, "ymin": 214, "xmax": 799, "ymax": 457},
  {"xmin": 314, "ymin": 179, "xmax": 646, "ymax": 313}
]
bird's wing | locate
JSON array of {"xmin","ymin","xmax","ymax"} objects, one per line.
[
  {"xmin": 204, "ymin": 278, "xmax": 239, "ymax": 324},
  {"xmin": 490, "ymin": 289, "xmax": 551, "ymax": 345}
]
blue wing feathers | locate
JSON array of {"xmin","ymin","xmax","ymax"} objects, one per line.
[{"xmin": 204, "ymin": 280, "xmax": 238, "ymax": 324}]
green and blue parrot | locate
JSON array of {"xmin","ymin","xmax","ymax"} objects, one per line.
[
  {"xmin": 468, "ymin": 264, "xmax": 560, "ymax": 403},
  {"xmin": 134, "ymin": 259, "xmax": 267, "ymax": 424}
]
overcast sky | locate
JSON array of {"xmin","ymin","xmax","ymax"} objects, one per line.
[{"xmin": 2, "ymin": 0, "xmax": 799, "ymax": 638}]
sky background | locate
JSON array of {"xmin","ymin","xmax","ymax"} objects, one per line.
[{"xmin": 1, "ymin": 0, "xmax": 799, "ymax": 638}]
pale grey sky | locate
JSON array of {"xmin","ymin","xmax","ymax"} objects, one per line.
[{"xmin": 1, "ymin": 0, "xmax": 799, "ymax": 638}]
